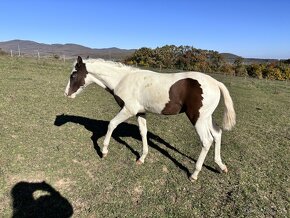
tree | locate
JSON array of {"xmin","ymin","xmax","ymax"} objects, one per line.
[
  {"xmin": 210, "ymin": 51, "xmax": 225, "ymax": 72},
  {"xmin": 125, "ymin": 47, "xmax": 154, "ymax": 66},
  {"xmin": 124, "ymin": 46, "xmax": 290, "ymax": 80},
  {"xmin": 155, "ymin": 45, "xmax": 176, "ymax": 68},
  {"xmin": 266, "ymin": 67, "xmax": 284, "ymax": 80},
  {"xmin": 284, "ymin": 68, "xmax": 290, "ymax": 80},
  {"xmin": 220, "ymin": 63, "xmax": 235, "ymax": 75},
  {"xmin": 233, "ymin": 57, "xmax": 248, "ymax": 76},
  {"xmin": 246, "ymin": 64, "xmax": 263, "ymax": 79}
]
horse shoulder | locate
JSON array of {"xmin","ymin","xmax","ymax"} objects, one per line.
[{"xmin": 111, "ymin": 73, "xmax": 145, "ymax": 113}]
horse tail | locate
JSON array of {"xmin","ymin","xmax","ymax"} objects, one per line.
[{"xmin": 217, "ymin": 81, "xmax": 236, "ymax": 131}]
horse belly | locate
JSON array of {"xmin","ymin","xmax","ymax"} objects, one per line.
[
  {"xmin": 139, "ymin": 76, "xmax": 174, "ymax": 114},
  {"xmin": 141, "ymin": 83, "xmax": 171, "ymax": 114}
]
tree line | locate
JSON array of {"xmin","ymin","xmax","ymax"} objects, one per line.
[{"xmin": 124, "ymin": 45, "xmax": 290, "ymax": 81}]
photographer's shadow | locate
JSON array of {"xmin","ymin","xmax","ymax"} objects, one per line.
[{"xmin": 11, "ymin": 181, "xmax": 73, "ymax": 218}]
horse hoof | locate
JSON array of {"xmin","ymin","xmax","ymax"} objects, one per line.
[
  {"xmin": 189, "ymin": 176, "xmax": 197, "ymax": 183},
  {"xmin": 222, "ymin": 166, "xmax": 228, "ymax": 173},
  {"xmin": 102, "ymin": 153, "xmax": 108, "ymax": 158},
  {"xmin": 136, "ymin": 159, "xmax": 143, "ymax": 165}
]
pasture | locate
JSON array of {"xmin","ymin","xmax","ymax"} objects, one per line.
[{"xmin": 0, "ymin": 56, "xmax": 289, "ymax": 217}]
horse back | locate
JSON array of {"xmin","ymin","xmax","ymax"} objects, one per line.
[{"xmin": 115, "ymin": 71, "xmax": 220, "ymax": 118}]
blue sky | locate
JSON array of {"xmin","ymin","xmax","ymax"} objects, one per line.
[{"xmin": 1, "ymin": 0, "xmax": 289, "ymax": 59}]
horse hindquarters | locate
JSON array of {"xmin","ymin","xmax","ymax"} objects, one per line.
[{"xmin": 187, "ymin": 79, "xmax": 227, "ymax": 181}]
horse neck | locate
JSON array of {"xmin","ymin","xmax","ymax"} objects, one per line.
[{"xmin": 86, "ymin": 62, "xmax": 131, "ymax": 91}]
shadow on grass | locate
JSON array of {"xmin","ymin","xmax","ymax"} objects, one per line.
[
  {"xmin": 54, "ymin": 114, "xmax": 219, "ymax": 176},
  {"xmin": 11, "ymin": 181, "xmax": 73, "ymax": 218}
]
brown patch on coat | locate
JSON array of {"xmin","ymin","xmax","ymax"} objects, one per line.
[
  {"xmin": 67, "ymin": 56, "xmax": 88, "ymax": 96},
  {"xmin": 161, "ymin": 78, "xmax": 203, "ymax": 125}
]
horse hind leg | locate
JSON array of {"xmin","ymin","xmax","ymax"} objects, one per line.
[
  {"xmin": 210, "ymin": 120, "xmax": 228, "ymax": 173},
  {"xmin": 189, "ymin": 117, "xmax": 214, "ymax": 182}
]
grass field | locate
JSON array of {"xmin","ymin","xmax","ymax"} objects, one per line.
[{"xmin": 0, "ymin": 56, "xmax": 289, "ymax": 217}]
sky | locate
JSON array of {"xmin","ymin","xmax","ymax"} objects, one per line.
[{"xmin": 0, "ymin": 0, "xmax": 289, "ymax": 59}]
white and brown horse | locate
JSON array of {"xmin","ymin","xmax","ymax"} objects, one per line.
[{"xmin": 64, "ymin": 56, "xmax": 236, "ymax": 181}]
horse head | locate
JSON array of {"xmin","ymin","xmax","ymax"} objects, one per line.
[{"xmin": 64, "ymin": 56, "xmax": 90, "ymax": 98}]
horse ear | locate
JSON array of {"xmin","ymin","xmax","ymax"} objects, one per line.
[{"xmin": 77, "ymin": 56, "xmax": 83, "ymax": 64}]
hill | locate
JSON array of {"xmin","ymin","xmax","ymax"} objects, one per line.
[
  {"xmin": 0, "ymin": 40, "xmax": 280, "ymax": 63},
  {"xmin": 0, "ymin": 40, "xmax": 135, "ymax": 60},
  {"xmin": 220, "ymin": 53, "xmax": 278, "ymax": 64},
  {"xmin": 220, "ymin": 53, "xmax": 241, "ymax": 63}
]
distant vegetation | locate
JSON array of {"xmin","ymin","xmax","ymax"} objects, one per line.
[
  {"xmin": 1, "ymin": 41, "xmax": 289, "ymax": 80},
  {"xmin": 125, "ymin": 45, "xmax": 290, "ymax": 81},
  {"xmin": 0, "ymin": 48, "xmax": 8, "ymax": 56}
]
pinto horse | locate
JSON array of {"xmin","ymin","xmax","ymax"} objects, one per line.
[{"xmin": 64, "ymin": 56, "xmax": 236, "ymax": 181}]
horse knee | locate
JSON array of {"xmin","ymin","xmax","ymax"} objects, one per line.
[
  {"xmin": 108, "ymin": 121, "xmax": 117, "ymax": 131},
  {"xmin": 195, "ymin": 119, "xmax": 213, "ymax": 144},
  {"xmin": 210, "ymin": 122, "xmax": 222, "ymax": 138},
  {"xmin": 213, "ymin": 130, "xmax": 222, "ymax": 142},
  {"xmin": 201, "ymin": 134, "xmax": 213, "ymax": 149},
  {"xmin": 202, "ymin": 142, "xmax": 212, "ymax": 151}
]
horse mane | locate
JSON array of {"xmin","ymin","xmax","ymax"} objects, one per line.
[{"xmin": 83, "ymin": 58, "xmax": 136, "ymax": 71}]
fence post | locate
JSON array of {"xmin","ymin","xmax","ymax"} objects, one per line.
[{"xmin": 18, "ymin": 44, "xmax": 20, "ymax": 57}]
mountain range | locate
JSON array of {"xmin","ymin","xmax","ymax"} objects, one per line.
[
  {"xmin": 0, "ymin": 39, "xmax": 279, "ymax": 63},
  {"xmin": 0, "ymin": 40, "xmax": 135, "ymax": 60}
]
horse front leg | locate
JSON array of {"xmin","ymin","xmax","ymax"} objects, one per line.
[
  {"xmin": 136, "ymin": 114, "xmax": 148, "ymax": 164},
  {"xmin": 102, "ymin": 107, "xmax": 133, "ymax": 157}
]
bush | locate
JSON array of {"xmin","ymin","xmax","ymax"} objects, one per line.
[
  {"xmin": 125, "ymin": 45, "xmax": 290, "ymax": 81},
  {"xmin": 0, "ymin": 48, "xmax": 8, "ymax": 56},
  {"xmin": 53, "ymin": 54, "xmax": 60, "ymax": 60}
]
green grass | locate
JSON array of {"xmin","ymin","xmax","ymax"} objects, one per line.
[{"xmin": 0, "ymin": 56, "xmax": 289, "ymax": 217}]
